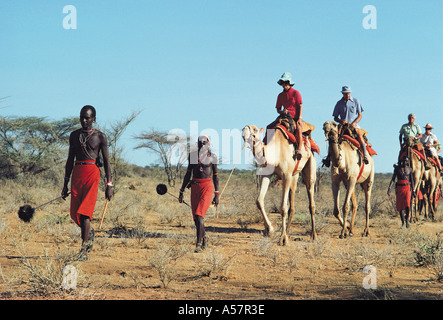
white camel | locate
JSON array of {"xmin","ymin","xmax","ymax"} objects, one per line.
[{"xmin": 242, "ymin": 124, "xmax": 317, "ymax": 245}]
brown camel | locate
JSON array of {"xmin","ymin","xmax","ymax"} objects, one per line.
[
  {"xmin": 421, "ymin": 161, "xmax": 441, "ymax": 221},
  {"xmin": 323, "ymin": 121, "xmax": 374, "ymax": 238},
  {"xmin": 242, "ymin": 124, "xmax": 317, "ymax": 245},
  {"xmin": 401, "ymin": 137, "xmax": 425, "ymax": 223}
]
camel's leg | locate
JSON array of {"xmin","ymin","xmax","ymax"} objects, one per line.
[
  {"xmin": 349, "ymin": 191, "xmax": 357, "ymax": 236},
  {"xmin": 361, "ymin": 179, "xmax": 372, "ymax": 237},
  {"xmin": 412, "ymin": 194, "xmax": 418, "ymax": 222},
  {"xmin": 332, "ymin": 176, "xmax": 344, "ymax": 227},
  {"xmin": 286, "ymin": 175, "xmax": 298, "ymax": 236},
  {"xmin": 256, "ymin": 175, "xmax": 274, "ymax": 236},
  {"xmin": 422, "ymin": 182, "xmax": 430, "ymax": 220},
  {"xmin": 303, "ymin": 156, "xmax": 317, "ymax": 240},
  {"xmin": 432, "ymin": 191, "xmax": 437, "ymax": 221},
  {"xmin": 423, "ymin": 192, "xmax": 429, "ymax": 220},
  {"xmin": 412, "ymin": 169, "xmax": 423, "ymax": 223},
  {"xmin": 341, "ymin": 180, "xmax": 356, "ymax": 239},
  {"xmin": 430, "ymin": 179, "xmax": 438, "ymax": 221},
  {"xmin": 279, "ymin": 175, "xmax": 291, "ymax": 246}
]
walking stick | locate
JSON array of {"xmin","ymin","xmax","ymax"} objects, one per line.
[
  {"xmin": 156, "ymin": 184, "xmax": 191, "ymax": 208},
  {"xmin": 98, "ymin": 199, "xmax": 109, "ymax": 230},
  {"xmin": 215, "ymin": 142, "xmax": 246, "ymax": 218}
]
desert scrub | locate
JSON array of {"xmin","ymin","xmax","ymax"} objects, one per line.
[
  {"xmin": 304, "ymin": 235, "xmax": 330, "ymax": 258},
  {"xmin": 147, "ymin": 242, "xmax": 189, "ymax": 288},
  {"xmin": 195, "ymin": 248, "xmax": 236, "ymax": 279},
  {"xmin": 414, "ymin": 233, "xmax": 443, "ymax": 281},
  {"xmin": 13, "ymin": 243, "xmax": 80, "ymax": 296},
  {"xmin": 252, "ymin": 236, "xmax": 281, "ymax": 266},
  {"xmin": 335, "ymin": 240, "xmax": 397, "ymax": 272}
]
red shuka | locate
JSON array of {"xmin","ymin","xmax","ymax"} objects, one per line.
[
  {"xmin": 70, "ymin": 160, "xmax": 100, "ymax": 226},
  {"xmin": 190, "ymin": 178, "xmax": 213, "ymax": 218},
  {"xmin": 396, "ymin": 180, "xmax": 411, "ymax": 211}
]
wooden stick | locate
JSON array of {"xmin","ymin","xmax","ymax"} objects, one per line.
[
  {"xmin": 215, "ymin": 142, "xmax": 245, "ymax": 218},
  {"xmin": 98, "ymin": 200, "xmax": 109, "ymax": 230}
]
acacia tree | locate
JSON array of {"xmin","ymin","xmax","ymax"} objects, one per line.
[
  {"xmin": 102, "ymin": 110, "xmax": 140, "ymax": 193},
  {"xmin": 134, "ymin": 128, "xmax": 189, "ymax": 186},
  {"xmin": 0, "ymin": 116, "xmax": 78, "ymax": 178}
]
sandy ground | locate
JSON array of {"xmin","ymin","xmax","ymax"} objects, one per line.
[
  {"xmin": 0, "ymin": 174, "xmax": 442, "ymax": 303},
  {"xmin": 1, "ymin": 206, "xmax": 442, "ymax": 301}
]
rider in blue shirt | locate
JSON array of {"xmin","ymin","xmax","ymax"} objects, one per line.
[{"xmin": 333, "ymin": 86, "xmax": 369, "ymax": 164}]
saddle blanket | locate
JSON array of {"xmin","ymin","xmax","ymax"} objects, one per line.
[
  {"xmin": 275, "ymin": 124, "xmax": 320, "ymax": 154},
  {"xmin": 342, "ymin": 135, "xmax": 377, "ymax": 156}
]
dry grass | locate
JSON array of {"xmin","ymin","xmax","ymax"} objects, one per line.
[{"xmin": 0, "ymin": 167, "xmax": 442, "ymax": 300}]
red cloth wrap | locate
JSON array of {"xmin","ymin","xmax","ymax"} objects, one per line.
[
  {"xmin": 190, "ymin": 178, "xmax": 213, "ymax": 218},
  {"xmin": 70, "ymin": 160, "xmax": 100, "ymax": 226},
  {"xmin": 396, "ymin": 180, "xmax": 411, "ymax": 211}
]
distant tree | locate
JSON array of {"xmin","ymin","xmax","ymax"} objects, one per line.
[
  {"xmin": 102, "ymin": 110, "xmax": 140, "ymax": 193},
  {"xmin": 134, "ymin": 128, "xmax": 189, "ymax": 186},
  {"xmin": 0, "ymin": 116, "xmax": 78, "ymax": 178}
]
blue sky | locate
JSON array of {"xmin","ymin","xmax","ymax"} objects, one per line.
[{"xmin": 1, "ymin": 0, "xmax": 442, "ymax": 173}]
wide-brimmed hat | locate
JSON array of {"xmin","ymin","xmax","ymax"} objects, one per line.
[
  {"xmin": 424, "ymin": 123, "xmax": 434, "ymax": 129},
  {"xmin": 277, "ymin": 72, "xmax": 295, "ymax": 86},
  {"xmin": 341, "ymin": 86, "xmax": 352, "ymax": 93}
]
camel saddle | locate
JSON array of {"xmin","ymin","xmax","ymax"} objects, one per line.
[
  {"xmin": 341, "ymin": 135, "xmax": 377, "ymax": 156},
  {"xmin": 277, "ymin": 116, "xmax": 315, "ymax": 136},
  {"xmin": 274, "ymin": 124, "xmax": 320, "ymax": 155},
  {"xmin": 398, "ymin": 143, "xmax": 425, "ymax": 162},
  {"xmin": 338, "ymin": 123, "xmax": 376, "ymax": 156}
]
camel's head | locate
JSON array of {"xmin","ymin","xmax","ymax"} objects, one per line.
[
  {"xmin": 323, "ymin": 121, "xmax": 339, "ymax": 141},
  {"xmin": 242, "ymin": 125, "xmax": 264, "ymax": 145}
]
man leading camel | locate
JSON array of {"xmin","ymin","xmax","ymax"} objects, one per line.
[{"xmin": 331, "ymin": 85, "xmax": 369, "ymax": 164}]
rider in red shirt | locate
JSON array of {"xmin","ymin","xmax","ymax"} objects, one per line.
[{"xmin": 267, "ymin": 72, "xmax": 303, "ymax": 158}]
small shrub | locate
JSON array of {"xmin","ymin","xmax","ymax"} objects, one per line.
[
  {"xmin": 197, "ymin": 248, "xmax": 236, "ymax": 278},
  {"xmin": 147, "ymin": 243, "xmax": 188, "ymax": 288},
  {"xmin": 414, "ymin": 234, "xmax": 443, "ymax": 281},
  {"xmin": 15, "ymin": 244, "xmax": 80, "ymax": 296}
]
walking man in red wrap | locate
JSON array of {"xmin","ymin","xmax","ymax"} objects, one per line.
[
  {"xmin": 178, "ymin": 135, "xmax": 219, "ymax": 252},
  {"xmin": 387, "ymin": 157, "xmax": 415, "ymax": 228},
  {"xmin": 62, "ymin": 105, "xmax": 113, "ymax": 260}
]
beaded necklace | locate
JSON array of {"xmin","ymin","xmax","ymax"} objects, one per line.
[{"xmin": 79, "ymin": 129, "xmax": 95, "ymax": 160}]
